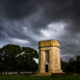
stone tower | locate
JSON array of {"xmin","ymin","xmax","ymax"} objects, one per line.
[{"xmin": 38, "ymin": 40, "xmax": 63, "ymax": 74}]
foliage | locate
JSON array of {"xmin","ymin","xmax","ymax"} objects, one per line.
[
  {"xmin": 0, "ymin": 44, "xmax": 38, "ymax": 72},
  {"xmin": 61, "ymin": 56, "xmax": 80, "ymax": 73}
]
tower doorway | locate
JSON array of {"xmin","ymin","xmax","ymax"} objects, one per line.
[{"xmin": 45, "ymin": 65, "xmax": 48, "ymax": 72}]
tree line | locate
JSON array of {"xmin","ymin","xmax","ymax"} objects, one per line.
[
  {"xmin": 61, "ymin": 56, "xmax": 80, "ymax": 73},
  {"xmin": 0, "ymin": 44, "xmax": 80, "ymax": 73}
]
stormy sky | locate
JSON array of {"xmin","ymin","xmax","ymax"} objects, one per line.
[{"xmin": 0, "ymin": 0, "xmax": 80, "ymax": 61}]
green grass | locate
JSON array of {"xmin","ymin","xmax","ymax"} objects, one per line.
[{"xmin": 0, "ymin": 75, "xmax": 80, "ymax": 80}]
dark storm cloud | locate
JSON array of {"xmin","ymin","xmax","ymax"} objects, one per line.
[
  {"xmin": 32, "ymin": 0, "xmax": 80, "ymax": 33},
  {"xmin": 4, "ymin": 0, "xmax": 40, "ymax": 19},
  {"xmin": 0, "ymin": 0, "xmax": 80, "ymax": 61},
  {"xmin": 31, "ymin": 0, "xmax": 74, "ymax": 29}
]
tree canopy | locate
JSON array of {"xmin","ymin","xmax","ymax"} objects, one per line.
[
  {"xmin": 61, "ymin": 56, "xmax": 80, "ymax": 73},
  {"xmin": 0, "ymin": 44, "xmax": 38, "ymax": 72}
]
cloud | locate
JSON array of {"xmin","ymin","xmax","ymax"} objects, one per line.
[
  {"xmin": 10, "ymin": 38, "xmax": 31, "ymax": 44},
  {"xmin": 40, "ymin": 22, "xmax": 66, "ymax": 39},
  {"xmin": 4, "ymin": 0, "xmax": 40, "ymax": 19},
  {"xmin": 61, "ymin": 54, "xmax": 75, "ymax": 62}
]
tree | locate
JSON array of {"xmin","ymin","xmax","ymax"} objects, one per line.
[
  {"xmin": 0, "ymin": 44, "xmax": 38, "ymax": 72},
  {"xmin": 0, "ymin": 44, "xmax": 21, "ymax": 71},
  {"xmin": 61, "ymin": 60, "xmax": 68, "ymax": 72},
  {"xmin": 69, "ymin": 58, "xmax": 77, "ymax": 73},
  {"xmin": 76, "ymin": 56, "xmax": 80, "ymax": 73},
  {"xmin": 16, "ymin": 47, "xmax": 38, "ymax": 72},
  {"xmin": 61, "ymin": 58, "xmax": 77, "ymax": 73}
]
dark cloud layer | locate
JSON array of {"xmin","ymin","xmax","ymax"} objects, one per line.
[
  {"xmin": 0, "ymin": 0, "xmax": 80, "ymax": 61},
  {"xmin": 5, "ymin": 0, "xmax": 40, "ymax": 19}
]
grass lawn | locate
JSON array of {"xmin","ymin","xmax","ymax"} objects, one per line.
[{"xmin": 0, "ymin": 75, "xmax": 80, "ymax": 80}]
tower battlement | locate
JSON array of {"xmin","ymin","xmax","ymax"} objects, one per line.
[{"xmin": 39, "ymin": 40, "xmax": 60, "ymax": 48}]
